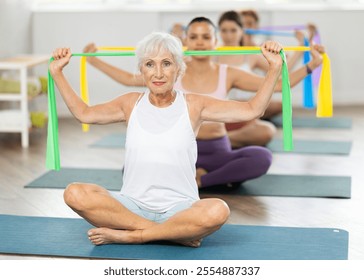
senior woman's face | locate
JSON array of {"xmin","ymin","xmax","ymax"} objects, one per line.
[{"xmin": 141, "ymin": 50, "xmax": 178, "ymax": 94}]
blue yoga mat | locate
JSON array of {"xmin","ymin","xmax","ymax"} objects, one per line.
[
  {"xmin": 271, "ymin": 116, "xmax": 352, "ymax": 129},
  {"xmin": 91, "ymin": 134, "xmax": 353, "ymax": 156},
  {"xmin": 24, "ymin": 167, "xmax": 123, "ymax": 190},
  {"xmin": 0, "ymin": 215, "xmax": 348, "ymax": 260},
  {"xmin": 268, "ymin": 139, "xmax": 352, "ymax": 155},
  {"xmin": 201, "ymin": 174, "xmax": 351, "ymax": 198},
  {"xmin": 90, "ymin": 133, "xmax": 125, "ymax": 148},
  {"xmin": 24, "ymin": 169, "xmax": 351, "ymax": 198}
]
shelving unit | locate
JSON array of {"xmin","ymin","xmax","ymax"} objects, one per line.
[{"xmin": 0, "ymin": 55, "xmax": 49, "ymax": 147}]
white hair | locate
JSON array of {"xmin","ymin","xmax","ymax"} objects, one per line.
[{"xmin": 135, "ymin": 32, "xmax": 186, "ymax": 78}]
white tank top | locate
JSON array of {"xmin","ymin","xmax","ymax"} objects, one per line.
[{"xmin": 120, "ymin": 89, "xmax": 199, "ymax": 212}]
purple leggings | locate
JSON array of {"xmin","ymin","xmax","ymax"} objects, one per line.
[{"xmin": 196, "ymin": 136, "xmax": 272, "ymax": 188}]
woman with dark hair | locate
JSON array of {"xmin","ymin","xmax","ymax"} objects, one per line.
[
  {"xmin": 217, "ymin": 10, "xmax": 311, "ymax": 147},
  {"xmin": 173, "ymin": 16, "xmax": 322, "ymax": 187},
  {"xmin": 240, "ymin": 9, "xmax": 260, "ymax": 47}
]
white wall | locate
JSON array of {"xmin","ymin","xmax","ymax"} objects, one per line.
[
  {"xmin": 29, "ymin": 8, "xmax": 364, "ymax": 116},
  {"xmin": 32, "ymin": 11, "xmax": 159, "ymax": 116},
  {"xmin": 271, "ymin": 10, "xmax": 364, "ymax": 107},
  {"xmin": 0, "ymin": 0, "xmax": 34, "ymax": 57},
  {"xmin": 0, "ymin": 0, "xmax": 36, "ymax": 111}
]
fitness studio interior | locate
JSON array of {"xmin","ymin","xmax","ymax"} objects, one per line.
[{"xmin": 0, "ymin": 0, "xmax": 363, "ymax": 270}]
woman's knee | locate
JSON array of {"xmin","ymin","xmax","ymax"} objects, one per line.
[
  {"xmin": 201, "ymin": 199, "xmax": 230, "ymax": 229},
  {"xmin": 257, "ymin": 120, "xmax": 276, "ymax": 145},
  {"xmin": 256, "ymin": 147, "xmax": 272, "ymax": 173},
  {"xmin": 243, "ymin": 146, "xmax": 273, "ymax": 174},
  {"xmin": 228, "ymin": 119, "xmax": 276, "ymax": 147},
  {"xmin": 63, "ymin": 183, "xmax": 88, "ymax": 210}
]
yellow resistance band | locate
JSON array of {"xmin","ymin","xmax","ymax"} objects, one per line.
[
  {"xmin": 80, "ymin": 46, "xmax": 332, "ymax": 133},
  {"xmin": 98, "ymin": 46, "xmax": 312, "ymax": 52},
  {"xmin": 96, "ymin": 45, "xmax": 332, "ymax": 117},
  {"xmin": 80, "ymin": 57, "xmax": 90, "ymax": 132},
  {"xmin": 316, "ymin": 53, "xmax": 332, "ymax": 117}
]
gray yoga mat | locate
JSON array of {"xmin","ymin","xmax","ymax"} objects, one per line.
[
  {"xmin": 89, "ymin": 133, "xmax": 125, "ymax": 148},
  {"xmin": 91, "ymin": 134, "xmax": 353, "ymax": 156},
  {"xmin": 268, "ymin": 139, "xmax": 352, "ymax": 155},
  {"xmin": 24, "ymin": 168, "xmax": 123, "ymax": 190},
  {"xmin": 0, "ymin": 215, "xmax": 348, "ymax": 260},
  {"xmin": 271, "ymin": 116, "xmax": 352, "ymax": 129},
  {"xmin": 24, "ymin": 169, "xmax": 351, "ymax": 198},
  {"xmin": 201, "ymin": 174, "xmax": 351, "ymax": 198}
]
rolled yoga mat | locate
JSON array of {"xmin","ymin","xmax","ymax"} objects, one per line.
[
  {"xmin": 0, "ymin": 215, "xmax": 348, "ymax": 260},
  {"xmin": 271, "ymin": 115, "xmax": 352, "ymax": 129},
  {"xmin": 24, "ymin": 169, "xmax": 351, "ymax": 199},
  {"xmin": 267, "ymin": 139, "xmax": 352, "ymax": 155}
]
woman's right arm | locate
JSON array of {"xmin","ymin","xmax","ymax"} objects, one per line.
[
  {"xmin": 83, "ymin": 43, "xmax": 145, "ymax": 87},
  {"xmin": 50, "ymin": 47, "xmax": 133, "ymax": 125}
]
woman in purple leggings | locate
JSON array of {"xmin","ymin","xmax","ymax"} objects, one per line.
[
  {"xmin": 82, "ymin": 17, "xmax": 324, "ymax": 189},
  {"xmin": 173, "ymin": 17, "xmax": 322, "ymax": 188},
  {"xmin": 196, "ymin": 137, "xmax": 272, "ymax": 188}
]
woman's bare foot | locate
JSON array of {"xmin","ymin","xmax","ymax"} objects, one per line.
[
  {"xmin": 88, "ymin": 228, "xmax": 202, "ymax": 247},
  {"xmin": 88, "ymin": 227, "xmax": 202, "ymax": 247},
  {"xmin": 88, "ymin": 227, "xmax": 142, "ymax": 245},
  {"xmin": 196, "ymin": 168, "xmax": 207, "ymax": 188},
  {"xmin": 176, "ymin": 239, "xmax": 202, "ymax": 248}
]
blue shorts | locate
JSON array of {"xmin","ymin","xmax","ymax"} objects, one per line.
[{"xmin": 110, "ymin": 192, "xmax": 194, "ymax": 223}]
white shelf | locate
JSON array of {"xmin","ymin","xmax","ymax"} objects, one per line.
[
  {"xmin": 0, "ymin": 55, "xmax": 50, "ymax": 69},
  {"xmin": 0, "ymin": 94, "xmax": 22, "ymax": 101},
  {"xmin": 0, "ymin": 110, "xmax": 25, "ymax": 132},
  {"xmin": 0, "ymin": 55, "xmax": 49, "ymax": 147}
]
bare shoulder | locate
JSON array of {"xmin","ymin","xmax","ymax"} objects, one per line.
[
  {"xmin": 117, "ymin": 92, "xmax": 142, "ymax": 102},
  {"xmin": 119, "ymin": 91, "xmax": 142, "ymax": 99},
  {"xmin": 227, "ymin": 65, "xmax": 249, "ymax": 76},
  {"xmin": 185, "ymin": 93, "xmax": 205, "ymax": 109},
  {"xmin": 227, "ymin": 63, "xmax": 262, "ymax": 85},
  {"xmin": 185, "ymin": 92, "xmax": 204, "ymax": 103},
  {"xmin": 185, "ymin": 92, "xmax": 219, "ymax": 106},
  {"xmin": 115, "ymin": 92, "xmax": 143, "ymax": 109}
]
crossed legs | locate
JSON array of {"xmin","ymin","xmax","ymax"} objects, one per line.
[
  {"xmin": 227, "ymin": 119, "xmax": 276, "ymax": 148},
  {"xmin": 196, "ymin": 136, "xmax": 272, "ymax": 188},
  {"xmin": 64, "ymin": 183, "xmax": 230, "ymax": 247}
]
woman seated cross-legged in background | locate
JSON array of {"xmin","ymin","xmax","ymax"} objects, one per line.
[{"xmin": 217, "ymin": 10, "xmax": 312, "ymax": 147}]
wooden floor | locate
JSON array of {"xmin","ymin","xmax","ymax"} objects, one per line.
[{"xmin": 0, "ymin": 105, "xmax": 363, "ymax": 260}]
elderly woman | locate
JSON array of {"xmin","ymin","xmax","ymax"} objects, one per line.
[{"xmin": 50, "ymin": 32, "xmax": 282, "ymax": 247}]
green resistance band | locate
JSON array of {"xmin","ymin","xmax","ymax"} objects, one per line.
[
  {"xmin": 46, "ymin": 57, "xmax": 60, "ymax": 170},
  {"xmin": 46, "ymin": 50, "xmax": 292, "ymax": 170}
]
